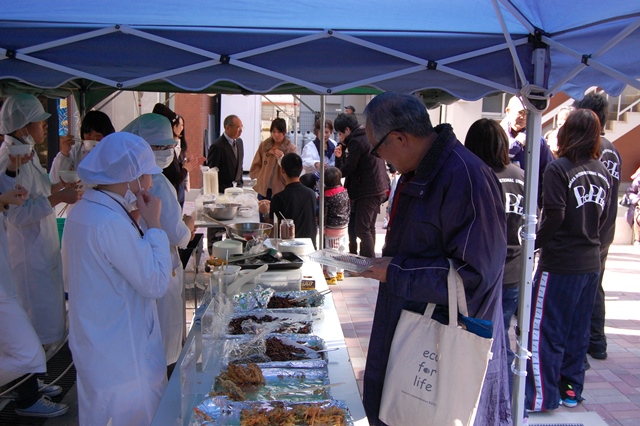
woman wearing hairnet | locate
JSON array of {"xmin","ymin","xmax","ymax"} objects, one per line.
[
  {"xmin": 0, "ymin": 94, "xmax": 80, "ymax": 346},
  {"xmin": 123, "ymin": 113, "xmax": 195, "ymax": 376},
  {"xmin": 0, "ymin": 187, "xmax": 68, "ymax": 418},
  {"xmin": 62, "ymin": 132, "xmax": 172, "ymax": 425}
]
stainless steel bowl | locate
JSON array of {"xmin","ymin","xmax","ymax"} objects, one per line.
[
  {"xmin": 227, "ymin": 222, "xmax": 273, "ymax": 241},
  {"xmin": 204, "ymin": 203, "xmax": 241, "ymax": 220}
]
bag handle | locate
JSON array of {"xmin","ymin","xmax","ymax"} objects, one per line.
[{"xmin": 423, "ymin": 259, "xmax": 469, "ymax": 328}]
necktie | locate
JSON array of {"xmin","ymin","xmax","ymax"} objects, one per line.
[{"xmin": 231, "ymin": 139, "xmax": 237, "ymax": 158}]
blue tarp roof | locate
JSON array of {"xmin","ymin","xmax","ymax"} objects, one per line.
[{"xmin": 0, "ymin": 0, "xmax": 638, "ymax": 100}]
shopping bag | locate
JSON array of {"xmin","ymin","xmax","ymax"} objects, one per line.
[{"xmin": 379, "ymin": 259, "xmax": 494, "ymax": 426}]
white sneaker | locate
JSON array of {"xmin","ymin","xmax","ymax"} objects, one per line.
[
  {"xmin": 37, "ymin": 378, "xmax": 62, "ymax": 397},
  {"xmin": 15, "ymin": 395, "xmax": 68, "ymax": 418}
]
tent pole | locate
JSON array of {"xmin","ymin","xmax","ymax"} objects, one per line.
[
  {"xmin": 511, "ymin": 47, "xmax": 547, "ymax": 426},
  {"xmin": 318, "ymin": 96, "xmax": 326, "ymax": 250}
]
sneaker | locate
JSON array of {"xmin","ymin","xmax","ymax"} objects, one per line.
[
  {"xmin": 37, "ymin": 378, "xmax": 62, "ymax": 397},
  {"xmin": 15, "ymin": 395, "xmax": 69, "ymax": 418},
  {"xmin": 336, "ymin": 272, "xmax": 344, "ymax": 281},
  {"xmin": 559, "ymin": 380, "xmax": 578, "ymax": 408},
  {"xmin": 326, "ymin": 277, "xmax": 337, "ymax": 285}
]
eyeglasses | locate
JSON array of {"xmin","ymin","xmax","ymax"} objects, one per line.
[
  {"xmin": 151, "ymin": 144, "xmax": 177, "ymax": 151},
  {"xmin": 370, "ymin": 128, "xmax": 403, "ymax": 158}
]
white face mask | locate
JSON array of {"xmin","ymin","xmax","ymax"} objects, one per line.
[
  {"xmin": 21, "ymin": 131, "xmax": 36, "ymax": 145},
  {"xmin": 83, "ymin": 139, "xmax": 99, "ymax": 152},
  {"xmin": 123, "ymin": 178, "xmax": 142, "ymax": 212},
  {"xmin": 154, "ymin": 150, "xmax": 174, "ymax": 169}
]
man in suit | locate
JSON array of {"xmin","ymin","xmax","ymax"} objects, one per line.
[{"xmin": 206, "ymin": 115, "xmax": 244, "ymax": 251}]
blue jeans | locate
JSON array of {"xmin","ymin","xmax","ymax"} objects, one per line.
[{"xmin": 502, "ymin": 285, "xmax": 519, "ymax": 395}]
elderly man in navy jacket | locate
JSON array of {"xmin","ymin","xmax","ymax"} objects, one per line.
[{"xmin": 361, "ymin": 92, "xmax": 512, "ymax": 426}]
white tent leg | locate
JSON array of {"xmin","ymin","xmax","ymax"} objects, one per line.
[
  {"xmin": 318, "ymin": 96, "xmax": 326, "ymax": 250},
  {"xmin": 511, "ymin": 47, "xmax": 546, "ymax": 426}
]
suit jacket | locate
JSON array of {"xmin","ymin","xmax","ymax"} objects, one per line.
[{"xmin": 207, "ymin": 134, "xmax": 244, "ymax": 191}]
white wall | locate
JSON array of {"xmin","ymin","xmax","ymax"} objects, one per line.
[
  {"xmin": 221, "ymin": 94, "xmax": 262, "ymax": 172},
  {"xmin": 442, "ymin": 100, "xmax": 484, "ymax": 144}
]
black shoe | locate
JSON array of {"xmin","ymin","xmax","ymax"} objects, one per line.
[
  {"xmin": 583, "ymin": 356, "xmax": 591, "ymax": 371},
  {"xmin": 588, "ymin": 349, "xmax": 607, "ymax": 360}
]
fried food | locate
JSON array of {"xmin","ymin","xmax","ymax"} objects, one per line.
[
  {"xmin": 212, "ymin": 363, "xmax": 267, "ymax": 401},
  {"xmin": 240, "ymin": 403, "xmax": 346, "ymax": 426},
  {"xmin": 206, "ymin": 257, "xmax": 227, "ymax": 267}
]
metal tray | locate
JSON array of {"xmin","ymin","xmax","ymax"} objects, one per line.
[
  {"xmin": 190, "ymin": 398, "xmax": 354, "ymax": 426},
  {"xmin": 232, "ymin": 252, "xmax": 304, "ymax": 270},
  {"xmin": 226, "ymin": 311, "xmax": 313, "ymax": 335},
  {"xmin": 211, "ymin": 367, "xmax": 330, "ymax": 402}
]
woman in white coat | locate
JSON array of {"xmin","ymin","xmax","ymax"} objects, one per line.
[
  {"xmin": 0, "ymin": 94, "xmax": 81, "ymax": 346},
  {"xmin": 0, "ymin": 187, "xmax": 68, "ymax": 418},
  {"xmin": 62, "ymin": 132, "xmax": 172, "ymax": 425},
  {"xmin": 0, "ymin": 187, "xmax": 44, "ymax": 386},
  {"xmin": 123, "ymin": 113, "xmax": 195, "ymax": 372}
]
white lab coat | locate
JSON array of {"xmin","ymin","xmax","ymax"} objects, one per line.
[
  {"xmin": 140, "ymin": 173, "xmax": 191, "ymax": 365},
  {"xmin": 0, "ymin": 135, "xmax": 65, "ymax": 345},
  {"xmin": 49, "ymin": 143, "xmax": 89, "ymax": 184},
  {"xmin": 62, "ymin": 189, "xmax": 171, "ymax": 426},
  {"xmin": 301, "ymin": 138, "xmax": 337, "ymax": 174},
  {"xmin": 0, "ymin": 209, "xmax": 46, "ymax": 386}
]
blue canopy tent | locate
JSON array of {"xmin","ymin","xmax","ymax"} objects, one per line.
[{"xmin": 1, "ymin": 1, "xmax": 639, "ymax": 423}]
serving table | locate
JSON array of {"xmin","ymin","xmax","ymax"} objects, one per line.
[{"xmin": 152, "ymin": 238, "xmax": 368, "ymax": 426}]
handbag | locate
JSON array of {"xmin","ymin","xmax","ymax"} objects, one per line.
[{"xmin": 379, "ymin": 259, "xmax": 494, "ymax": 426}]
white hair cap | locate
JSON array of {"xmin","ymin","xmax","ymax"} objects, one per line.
[
  {"xmin": 122, "ymin": 113, "xmax": 176, "ymax": 146},
  {"xmin": 0, "ymin": 94, "xmax": 51, "ymax": 134},
  {"xmin": 78, "ymin": 132, "xmax": 162, "ymax": 185}
]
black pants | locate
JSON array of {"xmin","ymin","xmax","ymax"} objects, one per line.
[
  {"xmin": 15, "ymin": 375, "xmax": 39, "ymax": 409},
  {"xmin": 589, "ymin": 254, "xmax": 609, "ymax": 352},
  {"xmin": 348, "ymin": 194, "xmax": 384, "ymax": 258}
]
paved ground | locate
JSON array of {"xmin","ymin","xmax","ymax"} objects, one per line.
[{"xmin": 331, "ymin": 219, "xmax": 640, "ymax": 426}]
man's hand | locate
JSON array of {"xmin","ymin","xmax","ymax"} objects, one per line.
[
  {"xmin": 183, "ymin": 156, "xmax": 206, "ymax": 173},
  {"xmin": 0, "ymin": 187, "xmax": 28, "ymax": 206},
  {"xmin": 258, "ymin": 199, "xmax": 270, "ymax": 214},
  {"xmin": 334, "ymin": 145, "xmax": 343, "ymax": 158},
  {"xmin": 59, "ymin": 135, "xmax": 76, "ymax": 157},
  {"xmin": 136, "ymin": 189, "xmax": 162, "ymax": 229},
  {"xmin": 183, "ymin": 214, "xmax": 196, "ymax": 240},
  {"xmin": 6, "ymin": 153, "xmax": 34, "ymax": 172},
  {"xmin": 361, "ymin": 256, "xmax": 393, "ymax": 282}
]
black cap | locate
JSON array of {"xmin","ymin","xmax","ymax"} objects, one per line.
[{"xmin": 345, "ymin": 105, "xmax": 356, "ymax": 113}]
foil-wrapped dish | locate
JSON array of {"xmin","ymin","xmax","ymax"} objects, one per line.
[{"xmin": 191, "ymin": 397, "xmax": 353, "ymax": 426}]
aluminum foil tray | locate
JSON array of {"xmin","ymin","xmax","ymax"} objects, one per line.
[
  {"xmin": 190, "ymin": 398, "xmax": 354, "ymax": 426},
  {"xmin": 233, "ymin": 289, "xmax": 324, "ymax": 319},
  {"xmin": 226, "ymin": 310, "xmax": 313, "ymax": 335},
  {"xmin": 211, "ymin": 367, "xmax": 330, "ymax": 402},
  {"xmin": 308, "ymin": 248, "xmax": 373, "ymax": 273},
  {"xmin": 224, "ymin": 334, "xmax": 328, "ymax": 369}
]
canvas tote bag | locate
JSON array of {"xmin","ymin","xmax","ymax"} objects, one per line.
[{"xmin": 379, "ymin": 259, "xmax": 494, "ymax": 426}]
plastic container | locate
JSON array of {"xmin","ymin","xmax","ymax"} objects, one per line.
[
  {"xmin": 255, "ymin": 270, "xmax": 302, "ymax": 292},
  {"xmin": 279, "ymin": 219, "xmax": 295, "ymax": 240}
]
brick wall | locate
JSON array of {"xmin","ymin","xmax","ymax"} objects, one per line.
[{"xmin": 175, "ymin": 94, "xmax": 212, "ymax": 189}]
